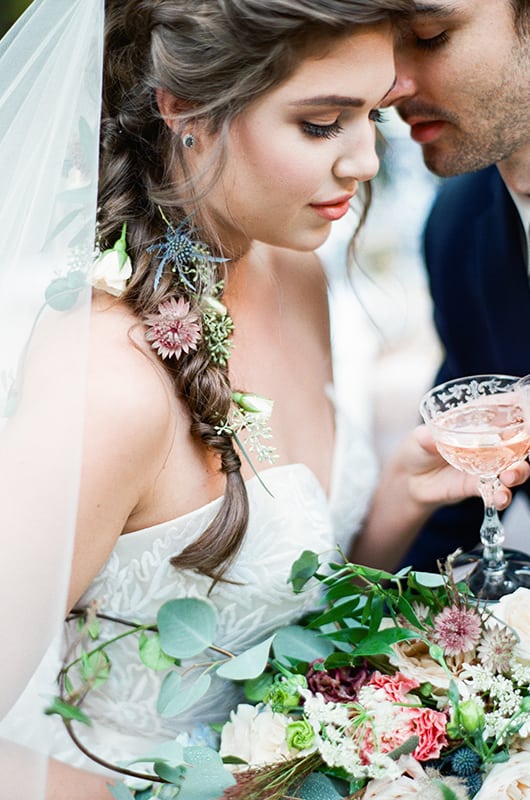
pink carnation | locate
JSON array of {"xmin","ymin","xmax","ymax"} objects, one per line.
[
  {"xmin": 355, "ymin": 671, "xmax": 448, "ymax": 764},
  {"xmin": 406, "ymin": 706, "xmax": 448, "ymax": 760},
  {"xmin": 144, "ymin": 296, "xmax": 202, "ymax": 360},
  {"xmin": 366, "ymin": 670, "xmax": 420, "ymax": 702}
]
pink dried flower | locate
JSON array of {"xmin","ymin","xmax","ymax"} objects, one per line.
[
  {"xmin": 477, "ymin": 624, "xmax": 518, "ymax": 673},
  {"xmin": 144, "ymin": 297, "xmax": 201, "ymax": 360},
  {"xmin": 433, "ymin": 605, "xmax": 482, "ymax": 656},
  {"xmin": 306, "ymin": 659, "xmax": 371, "ymax": 703}
]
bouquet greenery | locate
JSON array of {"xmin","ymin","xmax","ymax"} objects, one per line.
[{"xmin": 49, "ymin": 551, "xmax": 530, "ymax": 799}]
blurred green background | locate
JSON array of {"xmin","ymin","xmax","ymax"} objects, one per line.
[{"xmin": 1, "ymin": 0, "xmax": 32, "ymax": 37}]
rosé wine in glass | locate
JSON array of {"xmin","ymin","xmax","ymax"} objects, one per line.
[{"xmin": 420, "ymin": 375, "xmax": 530, "ymax": 600}]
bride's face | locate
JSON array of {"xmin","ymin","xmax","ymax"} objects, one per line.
[{"xmin": 196, "ymin": 25, "xmax": 395, "ymax": 254}]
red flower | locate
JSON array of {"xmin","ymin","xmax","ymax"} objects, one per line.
[{"xmin": 306, "ymin": 659, "xmax": 371, "ymax": 703}]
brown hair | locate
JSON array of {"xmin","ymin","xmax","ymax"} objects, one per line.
[{"xmin": 98, "ymin": 0, "xmax": 413, "ymax": 581}]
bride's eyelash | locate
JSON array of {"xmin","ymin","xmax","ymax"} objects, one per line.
[
  {"xmin": 302, "ymin": 120, "xmax": 343, "ymax": 139},
  {"xmin": 415, "ymin": 31, "xmax": 450, "ymax": 50}
]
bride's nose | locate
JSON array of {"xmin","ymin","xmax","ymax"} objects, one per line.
[{"xmin": 333, "ymin": 122, "xmax": 380, "ymax": 184}]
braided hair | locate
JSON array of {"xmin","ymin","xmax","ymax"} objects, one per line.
[{"xmin": 98, "ymin": 0, "xmax": 413, "ymax": 581}]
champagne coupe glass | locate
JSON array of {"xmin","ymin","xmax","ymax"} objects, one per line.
[{"xmin": 420, "ymin": 374, "xmax": 530, "ymax": 601}]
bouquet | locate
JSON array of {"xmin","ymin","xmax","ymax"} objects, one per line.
[{"xmin": 49, "ymin": 552, "xmax": 530, "ymax": 800}]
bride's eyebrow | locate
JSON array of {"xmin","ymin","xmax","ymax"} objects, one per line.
[
  {"xmin": 290, "ymin": 95, "xmax": 364, "ymax": 109},
  {"xmin": 290, "ymin": 80, "xmax": 397, "ymax": 109}
]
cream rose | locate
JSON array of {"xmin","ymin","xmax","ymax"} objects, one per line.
[
  {"xmin": 219, "ymin": 703, "xmax": 293, "ymax": 767},
  {"xmin": 90, "ymin": 248, "xmax": 132, "ymax": 296},
  {"xmin": 495, "ymin": 587, "xmax": 530, "ymax": 663},
  {"xmin": 361, "ymin": 756, "xmax": 468, "ymax": 800},
  {"xmin": 474, "ymin": 751, "xmax": 530, "ymax": 799}
]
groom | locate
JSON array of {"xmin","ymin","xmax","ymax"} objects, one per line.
[{"xmin": 388, "ymin": 0, "xmax": 530, "ymax": 569}]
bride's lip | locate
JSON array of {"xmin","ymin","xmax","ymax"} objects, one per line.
[{"xmin": 310, "ymin": 195, "xmax": 354, "ymax": 221}]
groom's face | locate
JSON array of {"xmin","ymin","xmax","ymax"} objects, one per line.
[{"xmin": 388, "ymin": 0, "xmax": 530, "ymax": 178}]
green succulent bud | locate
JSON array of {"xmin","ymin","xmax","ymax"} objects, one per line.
[{"xmin": 285, "ymin": 718, "xmax": 315, "ymax": 751}]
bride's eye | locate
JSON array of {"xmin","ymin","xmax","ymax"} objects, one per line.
[
  {"xmin": 414, "ymin": 30, "xmax": 449, "ymax": 50},
  {"xmin": 302, "ymin": 120, "xmax": 343, "ymax": 139}
]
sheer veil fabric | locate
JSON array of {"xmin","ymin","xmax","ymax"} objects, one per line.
[{"xmin": 0, "ymin": 0, "xmax": 103, "ymax": 795}]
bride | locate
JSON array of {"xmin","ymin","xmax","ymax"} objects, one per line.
[{"xmin": 1, "ymin": 1, "xmax": 527, "ymax": 798}]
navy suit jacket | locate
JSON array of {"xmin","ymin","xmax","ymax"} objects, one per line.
[{"xmin": 401, "ymin": 165, "xmax": 530, "ymax": 571}]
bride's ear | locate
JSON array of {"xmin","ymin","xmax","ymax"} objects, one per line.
[{"xmin": 156, "ymin": 88, "xmax": 190, "ymax": 134}]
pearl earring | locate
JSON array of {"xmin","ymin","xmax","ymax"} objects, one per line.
[{"xmin": 183, "ymin": 133, "xmax": 195, "ymax": 149}]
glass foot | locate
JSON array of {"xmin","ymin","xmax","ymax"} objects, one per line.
[{"xmin": 452, "ymin": 547, "xmax": 530, "ymax": 601}]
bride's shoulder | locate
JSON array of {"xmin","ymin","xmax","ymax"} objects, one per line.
[{"xmin": 87, "ymin": 293, "xmax": 174, "ymax": 444}]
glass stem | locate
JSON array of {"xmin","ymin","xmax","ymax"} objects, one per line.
[{"xmin": 478, "ymin": 477, "xmax": 507, "ymax": 573}]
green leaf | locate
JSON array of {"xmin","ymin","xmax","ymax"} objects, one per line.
[
  {"xmin": 108, "ymin": 784, "xmax": 136, "ymax": 800},
  {"xmin": 433, "ymin": 782, "xmax": 463, "ymax": 800},
  {"xmin": 297, "ymin": 772, "xmax": 343, "ymax": 799},
  {"xmin": 351, "ymin": 627, "xmax": 419, "ymax": 658},
  {"xmin": 139, "ymin": 632, "xmax": 175, "ymax": 671},
  {"xmin": 244, "ymin": 671, "xmax": 274, "ymax": 702},
  {"xmin": 388, "ymin": 735, "xmax": 419, "ymax": 760},
  {"xmin": 310, "ymin": 598, "xmax": 362, "ymax": 627},
  {"xmin": 273, "ymin": 625, "xmax": 334, "ymax": 665},
  {"xmin": 216, "ymin": 636, "xmax": 274, "ymax": 680},
  {"xmin": 157, "ymin": 672, "xmax": 211, "ymax": 718},
  {"xmin": 158, "ymin": 598, "xmax": 217, "ymax": 658},
  {"xmin": 154, "ymin": 760, "xmax": 186, "ymax": 782},
  {"xmin": 413, "ymin": 572, "xmax": 446, "ymax": 588},
  {"xmin": 289, "ymin": 550, "xmax": 320, "ymax": 592},
  {"xmin": 80, "ymin": 649, "xmax": 111, "ymax": 688},
  {"xmin": 177, "ymin": 746, "xmax": 236, "ymax": 799},
  {"xmin": 397, "ymin": 595, "xmax": 426, "ymax": 629},
  {"xmin": 44, "ymin": 697, "xmax": 92, "ymax": 726},
  {"xmin": 368, "ymin": 595, "xmax": 384, "ymax": 634}
]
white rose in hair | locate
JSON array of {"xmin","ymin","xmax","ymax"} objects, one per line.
[
  {"xmin": 91, "ymin": 222, "xmax": 132, "ymax": 297},
  {"xmin": 219, "ymin": 703, "xmax": 292, "ymax": 767}
]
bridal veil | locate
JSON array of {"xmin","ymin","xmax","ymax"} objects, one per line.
[{"xmin": 0, "ymin": 0, "xmax": 103, "ymax": 794}]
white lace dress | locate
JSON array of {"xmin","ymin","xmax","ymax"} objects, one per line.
[{"xmin": 2, "ymin": 402, "xmax": 377, "ymax": 775}]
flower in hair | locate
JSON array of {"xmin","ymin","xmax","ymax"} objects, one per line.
[
  {"xmin": 144, "ymin": 297, "xmax": 202, "ymax": 360},
  {"xmin": 148, "ymin": 212, "xmax": 228, "ymax": 292},
  {"xmin": 91, "ymin": 222, "xmax": 132, "ymax": 296}
]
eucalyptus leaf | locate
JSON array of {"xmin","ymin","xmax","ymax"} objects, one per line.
[
  {"xmin": 368, "ymin": 595, "xmax": 384, "ymax": 634},
  {"xmin": 157, "ymin": 672, "xmax": 211, "ymax": 718},
  {"xmin": 158, "ymin": 598, "xmax": 217, "ymax": 658},
  {"xmin": 273, "ymin": 625, "xmax": 334, "ymax": 665},
  {"xmin": 414, "ymin": 572, "xmax": 446, "ymax": 588},
  {"xmin": 154, "ymin": 761, "xmax": 186, "ymax": 782},
  {"xmin": 177, "ymin": 746, "xmax": 236, "ymax": 799},
  {"xmin": 139, "ymin": 631, "xmax": 175, "ymax": 671},
  {"xmin": 289, "ymin": 550, "xmax": 320, "ymax": 592},
  {"xmin": 244, "ymin": 670, "xmax": 274, "ymax": 702},
  {"xmin": 297, "ymin": 772, "xmax": 343, "ymax": 800},
  {"xmin": 119, "ymin": 740, "xmax": 184, "ymax": 768},
  {"xmin": 216, "ymin": 635, "xmax": 274, "ymax": 679},
  {"xmin": 397, "ymin": 595, "xmax": 427, "ymax": 629}
]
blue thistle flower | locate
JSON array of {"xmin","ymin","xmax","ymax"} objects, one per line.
[
  {"xmin": 451, "ymin": 746, "xmax": 482, "ymax": 777},
  {"xmin": 464, "ymin": 771, "xmax": 483, "ymax": 796},
  {"xmin": 148, "ymin": 215, "xmax": 227, "ymax": 292}
]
